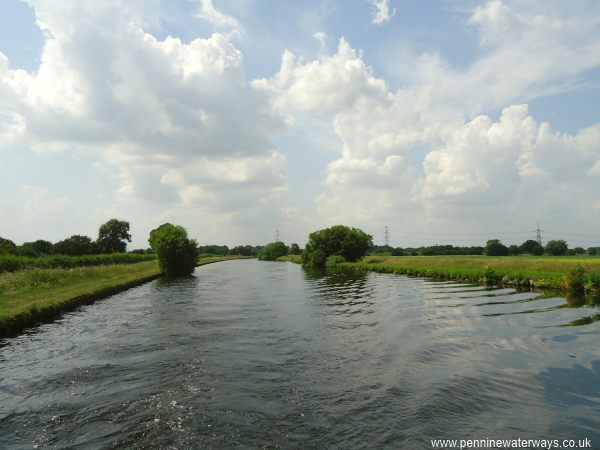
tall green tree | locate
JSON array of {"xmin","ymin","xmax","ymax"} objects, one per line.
[
  {"xmin": 521, "ymin": 239, "xmax": 544, "ymax": 255},
  {"xmin": 545, "ymin": 239, "xmax": 568, "ymax": 256},
  {"xmin": 485, "ymin": 239, "xmax": 509, "ymax": 256},
  {"xmin": 149, "ymin": 223, "xmax": 198, "ymax": 276},
  {"xmin": 289, "ymin": 243, "xmax": 301, "ymax": 255},
  {"xmin": 0, "ymin": 237, "xmax": 17, "ymax": 255},
  {"xmin": 302, "ymin": 225, "xmax": 373, "ymax": 268},
  {"xmin": 97, "ymin": 219, "xmax": 131, "ymax": 253}
]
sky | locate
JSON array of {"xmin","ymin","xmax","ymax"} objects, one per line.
[{"xmin": 1, "ymin": 0, "xmax": 599, "ymax": 249}]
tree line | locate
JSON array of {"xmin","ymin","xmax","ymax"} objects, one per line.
[
  {"xmin": 371, "ymin": 239, "xmax": 599, "ymax": 257},
  {"xmin": 0, "ymin": 218, "xmax": 133, "ymax": 257}
]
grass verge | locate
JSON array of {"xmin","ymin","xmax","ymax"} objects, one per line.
[
  {"xmin": 343, "ymin": 255, "xmax": 600, "ymax": 293},
  {"xmin": 0, "ymin": 255, "xmax": 250, "ymax": 337}
]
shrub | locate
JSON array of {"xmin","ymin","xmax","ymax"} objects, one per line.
[
  {"xmin": 483, "ymin": 266, "xmax": 500, "ymax": 285},
  {"xmin": 562, "ymin": 265, "xmax": 587, "ymax": 295},
  {"xmin": 259, "ymin": 242, "xmax": 288, "ymax": 261},
  {"xmin": 149, "ymin": 223, "xmax": 198, "ymax": 277},
  {"xmin": 326, "ymin": 255, "xmax": 346, "ymax": 267},
  {"xmin": 302, "ymin": 225, "xmax": 372, "ymax": 268}
]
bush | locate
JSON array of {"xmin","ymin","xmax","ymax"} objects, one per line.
[
  {"xmin": 302, "ymin": 225, "xmax": 372, "ymax": 268},
  {"xmin": 259, "ymin": 242, "xmax": 288, "ymax": 261},
  {"xmin": 326, "ymin": 255, "xmax": 346, "ymax": 267},
  {"xmin": 483, "ymin": 266, "xmax": 500, "ymax": 285},
  {"xmin": 562, "ymin": 265, "xmax": 587, "ymax": 295},
  {"xmin": 149, "ymin": 223, "xmax": 198, "ymax": 277}
]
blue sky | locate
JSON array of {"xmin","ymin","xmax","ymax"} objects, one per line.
[{"xmin": 1, "ymin": 0, "xmax": 599, "ymax": 249}]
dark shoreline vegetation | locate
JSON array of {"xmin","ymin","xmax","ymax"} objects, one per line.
[{"xmin": 0, "ymin": 256, "xmax": 248, "ymax": 337}]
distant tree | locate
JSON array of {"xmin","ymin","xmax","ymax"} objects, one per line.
[
  {"xmin": 521, "ymin": 239, "xmax": 544, "ymax": 256},
  {"xmin": 391, "ymin": 247, "xmax": 405, "ymax": 256},
  {"xmin": 290, "ymin": 243, "xmax": 301, "ymax": 255},
  {"xmin": 485, "ymin": 239, "xmax": 509, "ymax": 256},
  {"xmin": 0, "ymin": 237, "xmax": 17, "ymax": 255},
  {"xmin": 97, "ymin": 219, "xmax": 131, "ymax": 253},
  {"xmin": 370, "ymin": 245, "xmax": 393, "ymax": 255},
  {"xmin": 545, "ymin": 239, "xmax": 568, "ymax": 256},
  {"xmin": 149, "ymin": 223, "xmax": 198, "ymax": 276},
  {"xmin": 588, "ymin": 247, "xmax": 598, "ymax": 256},
  {"xmin": 302, "ymin": 225, "xmax": 373, "ymax": 268},
  {"xmin": 197, "ymin": 245, "xmax": 229, "ymax": 256},
  {"xmin": 18, "ymin": 240, "xmax": 53, "ymax": 257},
  {"xmin": 229, "ymin": 245, "xmax": 256, "ymax": 256},
  {"xmin": 508, "ymin": 244, "xmax": 521, "ymax": 256},
  {"xmin": 259, "ymin": 242, "xmax": 288, "ymax": 261},
  {"xmin": 53, "ymin": 235, "xmax": 95, "ymax": 255},
  {"xmin": 573, "ymin": 247, "xmax": 586, "ymax": 255}
]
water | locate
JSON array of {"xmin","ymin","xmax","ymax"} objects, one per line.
[{"xmin": 1, "ymin": 259, "xmax": 599, "ymax": 449}]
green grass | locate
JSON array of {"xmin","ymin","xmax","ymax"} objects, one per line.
[
  {"xmin": 277, "ymin": 254, "xmax": 302, "ymax": 264},
  {"xmin": 0, "ymin": 252, "xmax": 156, "ymax": 273},
  {"xmin": 0, "ymin": 255, "xmax": 250, "ymax": 330},
  {"xmin": 345, "ymin": 255, "xmax": 600, "ymax": 292}
]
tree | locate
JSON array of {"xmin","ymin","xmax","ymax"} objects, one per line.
[
  {"xmin": 545, "ymin": 239, "xmax": 568, "ymax": 256},
  {"xmin": 97, "ymin": 219, "xmax": 131, "ymax": 253},
  {"xmin": 19, "ymin": 240, "xmax": 53, "ymax": 257},
  {"xmin": 0, "ymin": 237, "xmax": 17, "ymax": 255},
  {"xmin": 521, "ymin": 239, "xmax": 544, "ymax": 256},
  {"xmin": 508, "ymin": 244, "xmax": 521, "ymax": 256},
  {"xmin": 485, "ymin": 239, "xmax": 509, "ymax": 256},
  {"xmin": 589, "ymin": 247, "xmax": 598, "ymax": 256},
  {"xmin": 391, "ymin": 247, "xmax": 405, "ymax": 256},
  {"xmin": 259, "ymin": 242, "xmax": 288, "ymax": 261},
  {"xmin": 53, "ymin": 235, "xmax": 95, "ymax": 255},
  {"xmin": 149, "ymin": 223, "xmax": 198, "ymax": 276},
  {"xmin": 302, "ymin": 225, "xmax": 373, "ymax": 268},
  {"xmin": 290, "ymin": 243, "xmax": 301, "ymax": 255}
]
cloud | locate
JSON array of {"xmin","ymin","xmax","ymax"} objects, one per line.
[
  {"xmin": 0, "ymin": 0, "xmax": 287, "ymax": 241},
  {"xmin": 196, "ymin": 0, "xmax": 242, "ymax": 35},
  {"xmin": 368, "ymin": 0, "xmax": 396, "ymax": 25},
  {"xmin": 259, "ymin": 21, "xmax": 600, "ymax": 238}
]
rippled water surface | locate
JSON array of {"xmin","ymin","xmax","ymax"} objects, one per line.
[{"xmin": 1, "ymin": 259, "xmax": 599, "ymax": 449}]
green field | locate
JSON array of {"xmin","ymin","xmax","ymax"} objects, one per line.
[
  {"xmin": 0, "ymin": 255, "xmax": 248, "ymax": 332},
  {"xmin": 346, "ymin": 255, "xmax": 600, "ymax": 291}
]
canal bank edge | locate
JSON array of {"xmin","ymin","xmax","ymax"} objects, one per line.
[
  {"xmin": 0, "ymin": 256, "xmax": 251, "ymax": 338},
  {"xmin": 276, "ymin": 254, "xmax": 600, "ymax": 296}
]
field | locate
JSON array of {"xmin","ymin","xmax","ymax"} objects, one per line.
[
  {"xmin": 0, "ymin": 255, "xmax": 248, "ymax": 334},
  {"xmin": 346, "ymin": 255, "xmax": 600, "ymax": 291}
]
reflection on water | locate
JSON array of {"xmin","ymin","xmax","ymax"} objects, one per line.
[{"xmin": 1, "ymin": 259, "xmax": 599, "ymax": 449}]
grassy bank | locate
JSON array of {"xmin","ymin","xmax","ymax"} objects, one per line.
[
  {"xmin": 344, "ymin": 255, "xmax": 600, "ymax": 292},
  {"xmin": 0, "ymin": 255, "xmax": 250, "ymax": 336},
  {"xmin": 277, "ymin": 255, "xmax": 302, "ymax": 264},
  {"xmin": 0, "ymin": 252, "xmax": 156, "ymax": 273}
]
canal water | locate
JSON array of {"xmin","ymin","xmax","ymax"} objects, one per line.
[{"xmin": 1, "ymin": 259, "xmax": 599, "ymax": 449}]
